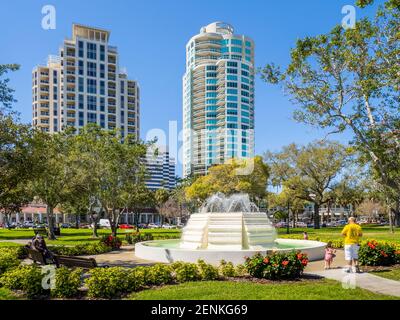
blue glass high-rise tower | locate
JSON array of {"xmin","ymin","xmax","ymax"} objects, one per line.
[{"xmin": 183, "ymin": 22, "xmax": 255, "ymax": 176}]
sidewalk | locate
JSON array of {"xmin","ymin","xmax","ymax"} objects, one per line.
[{"xmin": 305, "ymin": 249, "xmax": 400, "ymax": 297}]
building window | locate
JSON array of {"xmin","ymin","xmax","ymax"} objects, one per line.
[
  {"xmin": 87, "ymin": 95, "xmax": 96, "ymax": 111},
  {"xmin": 87, "ymin": 112, "xmax": 97, "ymax": 124},
  {"xmin": 78, "ymin": 94, "xmax": 84, "ymax": 109},
  {"xmin": 87, "ymin": 79, "xmax": 97, "ymax": 94},
  {"xmin": 78, "ymin": 77, "xmax": 84, "ymax": 92},
  {"xmin": 87, "ymin": 42, "xmax": 97, "ymax": 60},
  {"xmin": 100, "ymin": 64, "xmax": 105, "ymax": 78},
  {"xmin": 100, "ymin": 114, "xmax": 105, "ymax": 128},
  {"xmin": 100, "ymin": 97, "xmax": 105, "ymax": 112},
  {"xmin": 100, "ymin": 80, "xmax": 105, "ymax": 95},
  {"xmin": 87, "ymin": 62, "xmax": 97, "ymax": 77},
  {"xmin": 53, "ymin": 70, "xmax": 58, "ymax": 84},
  {"xmin": 78, "ymin": 41, "xmax": 84, "ymax": 58},
  {"xmin": 79, "ymin": 111, "xmax": 84, "ymax": 126},
  {"xmin": 100, "ymin": 45, "xmax": 105, "ymax": 61},
  {"xmin": 78, "ymin": 60, "xmax": 84, "ymax": 76}
]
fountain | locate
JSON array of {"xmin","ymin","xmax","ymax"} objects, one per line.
[{"xmin": 135, "ymin": 193, "xmax": 326, "ymax": 265}]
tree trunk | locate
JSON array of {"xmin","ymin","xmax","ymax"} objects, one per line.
[
  {"xmin": 109, "ymin": 209, "xmax": 118, "ymax": 237},
  {"xmin": 292, "ymin": 209, "xmax": 296, "ymax": 228},
  {"xmin": 314, "ymin": 203, "xmax": 320, "ymax": 229},
  {"xmin": 395, "ymin": 201, "xmax": 400, "ymax": 227},
  {"xmin": 89, "ymin": 213, "xmax": 98, "ymax": 238},
  {"xmin": 46, "ymin": 205, "xmax": 56, "ymax": 240}
]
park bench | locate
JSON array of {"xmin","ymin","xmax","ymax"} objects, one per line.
[
  {"xmin": 26, "ymin": 248, "xmax": 47, "ymax": 265},
  {"xmin": 53, "ymin": 255, "xmax": 98, "ymax": 269},
  {"xmin": 26, "ymin": 248, "xmax": 102, "ymax": 269}
]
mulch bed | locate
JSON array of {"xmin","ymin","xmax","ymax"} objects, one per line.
[
  {"xmin": 224, "ymin": 273, "xmax": 324, "ymax": 285},
  {"xmin": 361, "ymin": 264, "xmax": 400, "ymax": 273}
]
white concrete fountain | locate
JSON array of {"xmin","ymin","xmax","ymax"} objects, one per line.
[{"xmin": 135, "ymin": 193, "xmax": 325, "ymax": 265}]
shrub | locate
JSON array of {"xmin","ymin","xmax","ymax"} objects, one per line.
[
  {"xmin": 244, "ymin": 251, "xmax": 308, "ymax": 280},
  {"xmin": 101, "ymin": 235, "xmax": 122, "ymax": 250},
  {"xmin": 0, "ymin": 248, "xmax": 20, "ymax": 274},
  {"xmin": 0, "ymin": 265, "xmax": 47, "ymax": 298},
  {"xmin": 85, "ymin": 267, "xmax": 127, "ymax": 299},
  {"xmin": 197, "ymin": 260, "xmax": 219, "ymax": 280},
  {"xmin": 49, "ymin": 242, "xmax": 112, "ymax": 256},
  {"xmin": 147, "ymin": 264, "xmax": 174, "ymax": 285},
  {"xmin": 126, "ymin": 267, "xmax": 148, "ymax": 292},
  {"xmin": 359, "ymin": 240, "xmax": 397, "ymax": 266},
  {"xmin": 171, "ymin": 261, "xmax": 201, "ymax": 282},
  {"xmin": 125, "ymin": 232, "xmax": 154, "ymax": 244},
  {"xmin": 219, "ymin": 260, "xmax": 236, "ymax": 278},
  {"xmin": 235, "ymin": 264, "xmax": 247, "ymax": 277},
  {"xmin": 52, "ymin": 267, "xmax": 83, "ymax": 298}
]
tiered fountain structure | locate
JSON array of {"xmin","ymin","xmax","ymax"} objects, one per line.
[{"xmin": 135, "ymin": 193, "xmax": 325, "ymax": 265}]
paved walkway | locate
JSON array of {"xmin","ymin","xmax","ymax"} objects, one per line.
[
  {"xmin": 81, "ymin": 246, "xmax": 155, "ymax": 267},
  {"xmin": 305, "ymin": 249, "xmax": 400, "ymax": 297}
]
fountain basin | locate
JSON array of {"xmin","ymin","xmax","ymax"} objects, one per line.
[{"xmin": 135, "ymin": 238, "xmax": 326, "ymax": 265}]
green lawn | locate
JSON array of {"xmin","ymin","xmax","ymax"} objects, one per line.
[
  {"xmin": 129, "ymin": 279, "xmax": 399, "ymax": 300},
  {"xmin": 370, "ymin": 269, "xmax": 400, "ymax": 281},
  {"xmin": 0, "ymin": 287, "xmax": 21, "ymax": 300},
  {"xmin": 1, "ymin": 225, "xmax": 399, "ymax": 247},
  {"xmin": 0, "ymin": 228, "xmax": 181, "ymax": 246},
  {"xmin": 277, "ymin": 226, "xmax": 400, "ymax": 244}
]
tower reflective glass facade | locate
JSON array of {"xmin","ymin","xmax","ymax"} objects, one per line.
[{"xmin": 183, "ymin": 22, "xmax": 255, "ymax": 176}]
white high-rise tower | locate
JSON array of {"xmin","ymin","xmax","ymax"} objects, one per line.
[{"xmin": 182, "ymin": 22, "xmax": 255, "ymax": 177}]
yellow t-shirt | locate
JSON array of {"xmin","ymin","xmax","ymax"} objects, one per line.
[{"xmin": 341, "ymin": 223, "xmax": 362, "ymax": 245}]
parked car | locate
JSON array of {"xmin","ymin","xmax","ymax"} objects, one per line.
[
  {"xmin": 119, "ymin": 223, "xmax": 134, "ymax": 229},
  {"xmin": 161, "ymin": 224, "xmax": 176, "ymax": 229},
  {"xmin": 147, "ymin": 223, "xmax": 160, "ymax": 229},
  {"xmin": 21, "ymin": 221, "xmax": 35, "ymax": 229},
  {"xmin": 138, "ymin": 223, "xmax": 148, "ymax": 229},
  {"xmin": 60, "ymin": 223, "xmax": 73, "ymax": 228},
  {"xmin": 295, "ymin": 222, "xmax": 307, "ymax": 228},
  {"xmin": 274, "ymin": 222, "xmax": 288, "ymax": 228},
  {"xmin": 99, "ymin": 219, "xmax": 111, "ymax": 229}
]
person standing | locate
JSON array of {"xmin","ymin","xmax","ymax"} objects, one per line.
[{"xmin": 341, "ymin": 217, "xmax": 363, "ymax": 273}]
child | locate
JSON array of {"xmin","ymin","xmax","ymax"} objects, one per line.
[
  {"xmin": 303, "ymin": 231, "xmax": 309, "ymax": 240},
  {"xmin": 324, "ymin": 241, "xmax": 336, "ymax": 269}
]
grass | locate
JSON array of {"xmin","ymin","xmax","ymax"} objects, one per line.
[
  {"xmin": 129, "ymin": 279, "xmax": 399, "ymax": 300},
  {"xmin": 1, "ymin": 225, "xmax": 399, "ymax": 247},
  {"xmin": 0, "ymin": 228, "xmax": 181, "ymax": 246},
  {"xmin": 370, "ymin": 268, "xmax": 400, "ymax": 281},
  {"xmin": 0, "ymin": 287, "xmax": 21, "ymax": 300},
  {"xmin": 277, "ymin": 226, "xmax": 400, "ymax": 244}
]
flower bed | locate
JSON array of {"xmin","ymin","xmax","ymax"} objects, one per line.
[
  {"xmin": 359, "ymin": 240, "xmax": 400, "ymax": 266},
  {"xmin": 244, "ymin": 251, "xmax": 308, "ymax": 280},
  {"xmin": 100, "ymin": 235, "xmax": 122, "ymax": 250}
]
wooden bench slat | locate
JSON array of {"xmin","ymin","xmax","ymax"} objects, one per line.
[{"xmin": 54, "ymin": 255, "xmax": 97, "ymax": 269}]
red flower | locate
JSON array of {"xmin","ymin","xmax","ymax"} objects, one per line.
[
  {"xmin": 297, "ymin": 253, "xmax": 303, "ymax": 260},
  {"xmin": 368, "ymin": 242, "xmax": 376, "ymax": 250},
  {"xmin": 282, "ymin": 260, "xmax": 289, "ymax": 266},
  {"xmin": 263, "ymin": 258, "xmax": 269, "ymax": 264},
  {"xmin": 301, "ymin": 259, "xmax": 308, "ymax": 266},
  {"xmin": 380, "ymin": 250, "xmax": 388, "ymax": 258}
]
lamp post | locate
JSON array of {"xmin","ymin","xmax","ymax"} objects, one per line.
[
  {"xmin": 309, "ymin": 193, "xmax": 317, "ymax": 227},
  {"xmin": 286, "ymin": 200, "xmax": 290, "ymax": 234}
]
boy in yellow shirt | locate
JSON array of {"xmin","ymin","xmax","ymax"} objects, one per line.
[{"xmin": 341, "ymin": 217, "xmax": 363, "ymax": 273}]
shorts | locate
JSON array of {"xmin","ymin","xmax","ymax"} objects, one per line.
[{"xmin": 344, "ymin": 244, "xmax": 360, "ymax": 261}]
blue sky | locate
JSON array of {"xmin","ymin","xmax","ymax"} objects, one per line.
[{"xmin": 0, "ymin": 0, "xmax": 380, "ymax": 176}]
